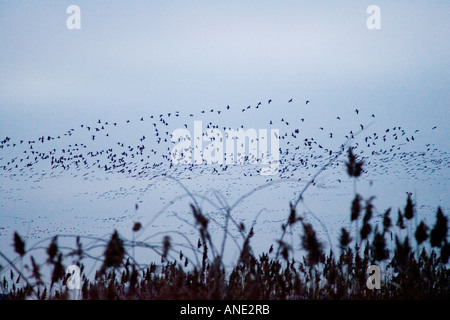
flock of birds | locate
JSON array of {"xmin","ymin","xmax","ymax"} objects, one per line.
[
  {"xmin": 0, "ymin": 98, "xmax": 445, "ymax": 187},
  {"xmin": 0, "ymin": 97, "xmax": 448, "ymax": 252}
]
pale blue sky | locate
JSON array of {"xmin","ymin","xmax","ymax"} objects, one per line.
[{"xmin": 0, "ymin": 1, "xmax": 449, "ymax": 147}]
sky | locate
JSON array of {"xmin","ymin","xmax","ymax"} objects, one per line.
[
  {"xmin": 0, "ymin": 1, "xmax": 449, "ymax": 265},
  {"xmin": 0, "ymin": 1, "xmax": 448, "ymax": 145}
]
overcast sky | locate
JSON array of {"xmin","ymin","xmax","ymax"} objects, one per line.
[{"xmin": 0, "ymin": 1, "xmax": 448, "ymax": 147}]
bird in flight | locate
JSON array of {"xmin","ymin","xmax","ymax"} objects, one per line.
[
  {"xmin": 306, "ymin": 100, "xmax": 309, "ymax": 105},
  {"xmin": 288, "ymin": 98, "xmax": 293, "ymax": 103},
  {"xmin": 355, "ymin": 109, "xmax": 359, "ymax": 114}
]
